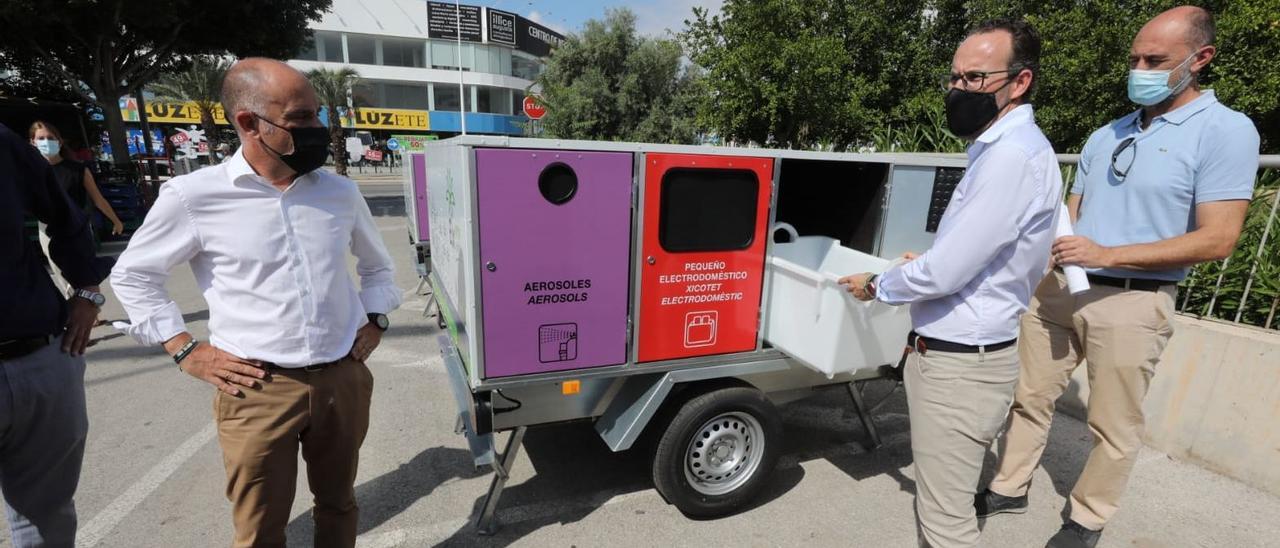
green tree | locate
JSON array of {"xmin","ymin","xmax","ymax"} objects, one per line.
[
  {"xmin": 535, "ymin": 8, "xmax": 703, "ymax": 143},
  {"xmin": 683, "ymin": 0, "xmax": 937, "ymax": 149},
  {"xmin": 919, "ymin": 0, "xmax": 1280, "ymax": 152},
  {"xmin": 0, "ymin": 0, "xmax": 330, "ymax": 167},
  {"xmin": 148, "ymin": 56, "xmax": 231, "ymax": 156},
  {"xmin": 686, "ymin": 0, "xmax": 1280, "ymax": 153},
  {"xmin": 307, "ymin": 67, "xmax": 359, "ymax": 176}
]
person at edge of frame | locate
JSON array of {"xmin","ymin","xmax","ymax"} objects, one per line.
[
  {"xmin": 977, "ymin": 6, "xmax": 1259, "ymax": 548},
  {"xmin": 1, "ymin": 122, "xmax": 114, "ymax": 548}
]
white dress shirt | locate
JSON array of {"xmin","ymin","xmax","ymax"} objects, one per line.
[
  {"xmin": 876, "ymin": 105, "xmax": 1062, "ymax": 345},
  {"xmin": 111, "ymin": 150, "xmax": 401, "ymax": 367}
]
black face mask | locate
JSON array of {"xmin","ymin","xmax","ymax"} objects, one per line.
[
  {"xmin": 944, "ymin": 73, "xmax": 1018, "ymax": 139},
  {"xmin": 254, "ymin": 114, "xmax": 330, "ymax": 175}
]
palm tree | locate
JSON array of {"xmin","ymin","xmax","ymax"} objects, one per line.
[
  {"xmin": 149, "ymin": 56, "xmax": 231, "ymax": 158},
  {"xmin": 307, "ymin": 67, "xmax": 360, "ymax": 176}
]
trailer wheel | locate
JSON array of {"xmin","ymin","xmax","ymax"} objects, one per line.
[{"xmin": 652, "ymin": 386, "xmax": 781, "ymax": 518}]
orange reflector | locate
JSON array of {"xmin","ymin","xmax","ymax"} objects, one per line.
[{"xmin": 562, "ymin": 380, "xmax": 581, "ymax": 395}]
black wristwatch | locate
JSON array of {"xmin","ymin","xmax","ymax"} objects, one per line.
[
  {"xmin": 72, "ymin": 288, "xmax": 106, "ymax": 307},
  {"xmin": 367, "ymin": 313, "xmax": 389, "ymax": 331}
]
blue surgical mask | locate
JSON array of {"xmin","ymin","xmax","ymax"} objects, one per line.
[
  {"xmin": 1127, "ymin": 52, "xmax": 1197, "ymax": 106},
  {"xmin": 35, "ymin": 138, "xmax": 61, "ymax": 157}
]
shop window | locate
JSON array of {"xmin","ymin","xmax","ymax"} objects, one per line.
[
  {"xmin": 296, "ymin": 32, "xmax": 319, "ymax": 61},
  {"xmin": 512, "ymin": 53, "xmax": 541, "ymax": 80},
  {"xmin": 475, "ymin": 87, "xmax": 511, "ymax": 114},
  {"xmin": 348, "ymin": 35, "xmax": 377, "ymax": 65},
  {"xmin": 381, "ymin": 83, "xmax": 429, "ymax": 109},
  {"xmin": 434, "ymin": 84, "xmax": 461, "ymax": 111},
  {"xmin": 659, "ymin": 168, "xmax": 760, "ymax": 252},
  {"xmin": 319, "ymin": 32, "xmax": 344, "ymax": 63},
  {"xmin": 383, "ymin": 38, "xmax": 425, "ymax": 68}
]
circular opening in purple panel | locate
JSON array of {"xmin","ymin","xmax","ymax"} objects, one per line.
[{"xmin": 538, "ymin": 162, "xmax": 578, "ymax": 205}]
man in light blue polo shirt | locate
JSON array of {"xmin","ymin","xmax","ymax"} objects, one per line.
[{"xmin": 977, "ymin": 6, "xmax": 1260, "ymax": 548}]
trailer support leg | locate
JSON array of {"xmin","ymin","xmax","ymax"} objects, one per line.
[
  {"xmin": 847, "ymin": 382, "xmax": 882, "ymax": 450},
  {"xmin": 476, "ymin": 426, "xmax": 527, "ymax": 535}
]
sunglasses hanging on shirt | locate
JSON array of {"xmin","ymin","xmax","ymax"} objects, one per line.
[{"xmin": 1111, "ymin": 137, "xmax": 1137, "ymax": 181}]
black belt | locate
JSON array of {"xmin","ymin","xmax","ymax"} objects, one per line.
[
  {"xmin": 1055, "ymin": 267, "xmax": 1173, "ymax": 292},
  {"xmin": 0, "ymin": 335, "xmax": 53, "ymax": 361},
  {"xmin": 258, "ymin": 359, "xmax": 345, "ymax": 372},
  {"xmin": 907, "ymin": 331, "xmax": 1017, "ymax": 355},
  {"xmin": 1085, "ymin": 273, "xmax": 1172, "ymax": 292}
]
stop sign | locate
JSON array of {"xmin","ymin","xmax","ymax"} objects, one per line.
[{"xmin": 523, "ymin": 95, "xmax": 547, "ymax": 120}]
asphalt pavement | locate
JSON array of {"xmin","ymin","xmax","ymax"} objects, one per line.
[{"xmin": 5, "ymin": 196, "xmax": 1279, "ymax": 547}]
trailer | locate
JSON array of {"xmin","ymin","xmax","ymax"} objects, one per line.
[{"xmin": 412, "ymin": 136, "xmax": 968, "ymax": 534}]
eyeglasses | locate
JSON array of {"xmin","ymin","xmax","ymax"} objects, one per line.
[
  {"xmin": 1111, "ymin": 137, "xmax": 1137, "ymax": 181},
  {"xmin": 940, "ymin": 68, "xmax": 1020, "ymax": 92}
]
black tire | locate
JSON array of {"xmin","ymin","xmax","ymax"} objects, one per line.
[{"xmin": 652, "ymin": 386, "xmax": 781, "ymax": 518}]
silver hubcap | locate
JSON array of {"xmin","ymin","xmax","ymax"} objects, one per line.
[{"xmin": 684, "ymin": 412, "xmax": 764, "ymax": 496}]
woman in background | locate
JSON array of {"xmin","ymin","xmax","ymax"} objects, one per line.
[
  {"xmin": 29, "ymin": 120, "xmax": 124, "ymax": 237},
  {"xmin": 29, "ymin": 120, "xmax": 124, "ymax": 294}
]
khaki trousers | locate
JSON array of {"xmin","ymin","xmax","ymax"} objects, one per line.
[
  {"xmin": 214, "ymin": 358, "xmax": 374, "ymax": 548},
  {"xmin": 907, "ymin": 344, "xmax": 1020, "ymax": 548},
  {"xmin": 990, "ymin": 271, "xmax": 1175, "ymax": 530}
]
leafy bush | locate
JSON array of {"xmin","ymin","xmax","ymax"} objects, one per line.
[{"xmin": 1178, "ymin": 169, "xmax": 1280, "ymax": 330}]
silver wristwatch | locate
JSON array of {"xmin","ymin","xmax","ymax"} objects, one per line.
[{"xmin": 72, "ymin": 288, "xmax": 106, "ymax": 307}]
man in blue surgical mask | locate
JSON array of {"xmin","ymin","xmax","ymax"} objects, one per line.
[{"xmin": 977, "ymin": 6, "xmax": 1260, "ymax": 548}]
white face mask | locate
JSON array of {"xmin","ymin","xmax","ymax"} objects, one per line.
[{"xmin": 35, "ymin": 138, "xmax": 61, "ymax": 158}]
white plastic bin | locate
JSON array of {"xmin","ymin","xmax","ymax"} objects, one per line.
[{"xmin": 764, "ymin": 229, "xmax": 913, "ymax": 378}]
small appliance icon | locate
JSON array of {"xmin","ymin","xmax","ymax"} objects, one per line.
[
  {"xmin": 538, "ymin": 323, "xmax": 579, "ymax": 363},
  {"xmin": 684, "ymin": 311, "xmax": 718, "ymax": 348}
]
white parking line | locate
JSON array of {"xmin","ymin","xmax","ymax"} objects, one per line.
[{"xmin": 76, "ymin": 422, "xmax": 218, "ymax": 548}]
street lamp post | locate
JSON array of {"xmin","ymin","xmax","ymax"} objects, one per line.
[{"xmin": 454, "ymin": 0, "xmax": 467, "ymax": 135}]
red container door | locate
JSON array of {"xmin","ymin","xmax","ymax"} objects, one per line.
[{"xmin": 637, "ymin": 153, "xmax": 774, "ymax": 363}]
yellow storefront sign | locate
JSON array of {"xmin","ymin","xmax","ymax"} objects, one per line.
[
  {"xmin": 120, "ymin": 98, "xmax": 230, "ymax": 125},
  {"xmin": 345, "ymin": 107, "xmax": 430, "ymax": 131},
  {"xmin": 120, "ymin": 98, "xmax": 430, "ymax": 131}
]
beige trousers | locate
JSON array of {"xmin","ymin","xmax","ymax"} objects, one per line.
[
  {"xmin": 990, "ymin": 271, "xmax": 1175, "ymax": 530},
  {"xmin": 214, "ymin": 358, "xmax": 374, "ymax": 548},
  {"xmin": 907, "ymin": 344, "xmax": 1020, "ymax": 548}
]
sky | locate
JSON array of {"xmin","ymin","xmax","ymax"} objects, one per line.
[{"xmin": 462, "ymin": 0, "xmax": 723, "ymax": 37}]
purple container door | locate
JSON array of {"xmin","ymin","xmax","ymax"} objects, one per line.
[
  {"xmin": 410, "ymin": 153, "xmax": 429, "ymax": 240},
  {"xmin": 475, "ymin": 148, "xmax": 633, "ymax": 378}
]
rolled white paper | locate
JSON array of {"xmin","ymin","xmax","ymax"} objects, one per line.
[{"xmin": 1055, "ymin": 206, "xmax": 1091, "ymax": 295}]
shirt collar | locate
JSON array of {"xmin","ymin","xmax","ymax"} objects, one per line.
[
  {"xmin": 224, "ymin": 147, "xmax": 319, "ymax": 188},
  {"xmin": 225, "ymin": 148, "xmax": 258, "ymax": 186},
  {"xmin": 1121, "ymin": 89, "xmax": 1218, "ymax": 129},
  {"xmin": 975, "ymin": 104, "xmax": 1035, "ymax": 145},
  {"xmin": 1161, "ymin": 89, "xmax": 1217, "ymax": 124}
]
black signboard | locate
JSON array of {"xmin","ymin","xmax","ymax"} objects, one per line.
[
  {"xmin": 487, "ymin": 8, "xmax": 517, "ymax": 46},
  {"xmin": 515, "ymin": 17, "xmax": 567, "ymax": 57},
  {"xmin": 427, "ymin": 1, "xmax": 482, "ymax": 43}
]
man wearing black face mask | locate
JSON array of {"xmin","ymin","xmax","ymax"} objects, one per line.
[
  {"xmin": 110, "ymin": 58, "xmax": 400, "ymax": 547},
  {"xmin": 840, "ymin": 18, "xmax": 1061, "ymax": 548}
]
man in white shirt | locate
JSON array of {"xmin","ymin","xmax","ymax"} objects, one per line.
[
  {"xmin": 842, "ymin": 19, "xmax": 1061, "ymax": 548},
  {"xmin": 111, "ymin": 58, "xmax": 401, "ymax": 547}
]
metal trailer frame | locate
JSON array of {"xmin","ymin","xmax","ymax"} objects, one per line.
[{"xmin": 422, "ymin": 136, "xmax": 969, "ymax": 534}]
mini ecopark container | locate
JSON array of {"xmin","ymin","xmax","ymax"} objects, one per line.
[{"xmin": 416, "ymin": 136, "xmax": 969, "ymax": 534}]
